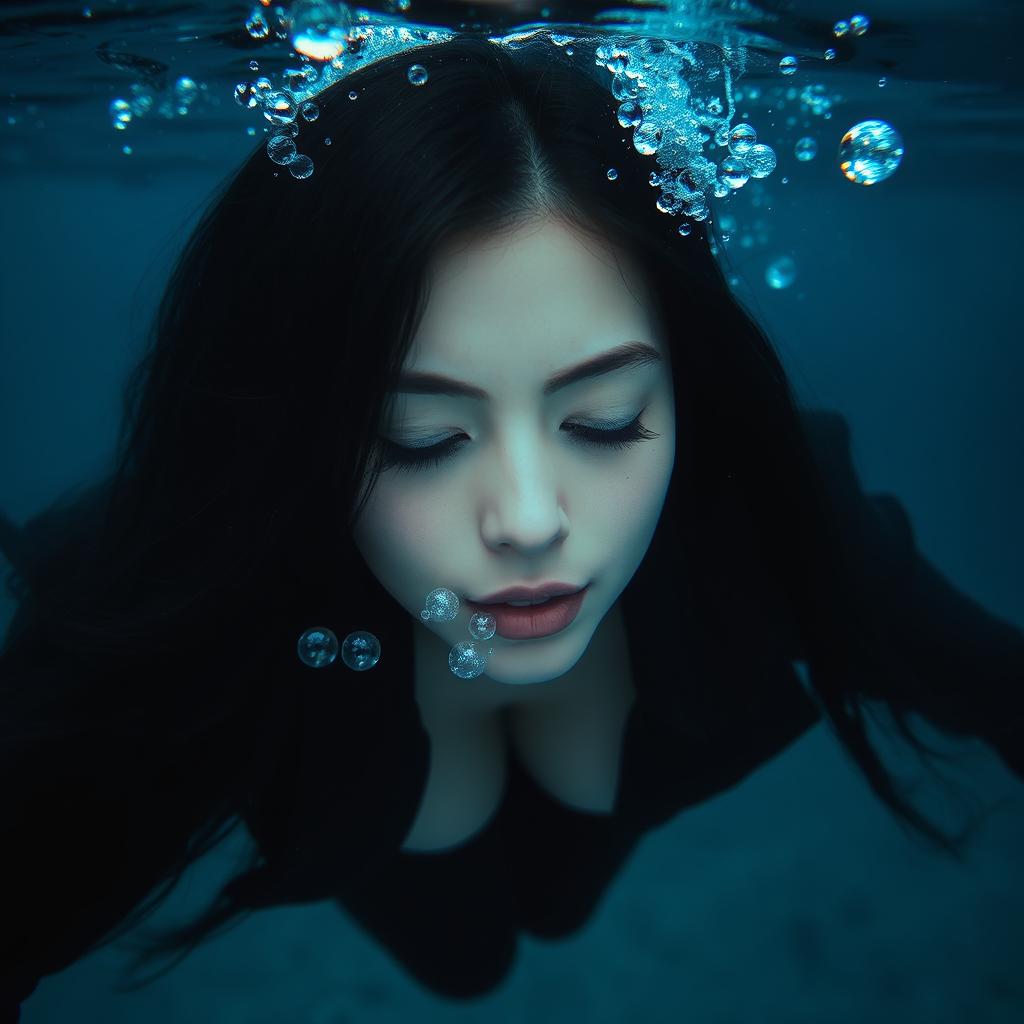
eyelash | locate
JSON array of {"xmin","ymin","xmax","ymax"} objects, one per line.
[{"xmin": 378, "ymin": 413, "xmax": 658, "ymax": 474}]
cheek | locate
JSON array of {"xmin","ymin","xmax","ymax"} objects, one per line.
[
  {"xmin": 354, "ymin": 482, "xmax": 448, "ymax": 573},
  {"xmin": 585, "ymin": 441, "xmax": 674, "ymax": 535}
]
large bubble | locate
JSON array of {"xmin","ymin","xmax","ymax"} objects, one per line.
[{"xmin": 838, "ymin": 119, "xmax": 904, "ymax": 185}]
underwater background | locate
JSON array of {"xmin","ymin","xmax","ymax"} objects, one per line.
[{"xmin": 1, "ymin": 0, "xmax": 1022, "ymax": 1020}]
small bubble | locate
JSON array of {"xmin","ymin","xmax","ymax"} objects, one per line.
[
  {"xmin": 246, "ymin": 9, "xmax": 270, "ymax": 39},
  {"xmin": 341, "ymin": 630, "xmax": 381, "ymax": 671},
  {"xmin": 744, "ymin": 143, "xmax": 777, "ymax": 179},
  {"xmin": 407, "ymin": 63, "xmax": 429, "ymax": 86},
  {"xmin": 423, "ymin": 587, "xmax": 460, "ymax": 623},
  {"xmin": 267, "ymin": 134, "xmax": 297, "ymax": 164},
  {"xmin": 234, "ymin": 82, "xmax": 259, "ymax": 109},
  {"xmin": 633, "ymin": 122, "xmax": 661, "ymax": 155},
  {"xmin": 288, "ymin": 154, "xmax": 314, "ymax": 179},
  {"xmin": 849, "ymin": 13, "xmax": 870, "ymax": 35},
  {"xmin": 109, "ymin": 98, "xmax": 132, "ymax": 130},
  {"xmin": 833, "ymin": 19, "xmax": 849, "ymax": 37},
  {"xmin": 468, "ymin": 612, "xmax": 497, "ymax": 641},
  {"xmin": 779, "ymin": 56, "xmax": 798, "ymax": 76},
  {"xmin": 297, "ymin": 627, "xmax": 339, "ymax": 668},
  {"xmin": 878, "ymin": 76, "xmax": 887, "ymax": 88},
  {"xmin": 766, "ymin": 256, "xmax": 797, "ymax": 289},
  {"xmin": 349, "ymin": 90, "xmax": 358, "ymax": 100},
  {"xmin": 449, "ymin": 642, "xmax": 488, "ymax": 679},
  {"xmin": 794, "ymin": 136, "xmax": 817, "ymax": 161},
  {"xmin": 263, "ymin": 91, "xmax": 296, "ymax": 125},
  {"xmin": 824, "ymin": 48, "xmax": 837, "ymax": 61},
  {"xmin": 720, "ymin": 155, "xmax": 750, "ymax": 189},
  {"xmin": 606, "ymin": 167, "xmax": 618, "ymax": 180},
  {"xmin": 728, "ymin": 123, "xmax": 756, "ymax": 157},
  {"xmin": 678, "ymin": 222, "xmax": 692, "ymax": 237},
  {"xmin": 616, "ymin": 99, "xmax": 643, "ymax": 128}
]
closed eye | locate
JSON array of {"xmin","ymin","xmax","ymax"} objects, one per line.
[{"xmin": 377, "ymin": 411, "xmax": 659, "ymax": 475}]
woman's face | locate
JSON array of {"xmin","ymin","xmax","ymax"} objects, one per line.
[{"xmin": 352, "ymin": 217, "xmax": 676, "ymax": 691}]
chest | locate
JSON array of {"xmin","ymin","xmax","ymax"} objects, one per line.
[{"xmin": 399, "ymin": 673, "xmax": 637, "ymax": 853}]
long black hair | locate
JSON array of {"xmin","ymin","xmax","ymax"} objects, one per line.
[{"xmin": 0, "ymin": 31, "xmax": 996, "ymax": 996}]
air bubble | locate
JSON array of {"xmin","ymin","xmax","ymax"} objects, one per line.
[
  {"xmin": 422, "ymin": 587, "xmax": 460, "ymax": 623},
  {"xmin": 720, "ymin": 155, "xmax": 749, "ymax": 189},
  {"xmin": 744, "ymin": 143, "xmax": 777, "ymax": 178},
  {"xmin": 341, "ymin": 630, "xmax": 381, "ymax": 671},
  {"xmin": 407, "ymin": 64, "xmax": 428, "ymax": 86},
  {"xmin": 449, "ymin": 642, "xmax": 488, "ymax": 680},
  {"xmin": 794, "ymin": 136, "xmax": 817, "ymax": 161},
  {"xmin": 849, "ymin": 14, "xmax": 870, "ymax": 35},
  {"xmin": 267, "ymin": 135, "xmax": 297, "ymax": 164},
  {"xmin": 297, "ymin": 627, "xmax": 339, "ymax": 668},
  {"xmin": 766, "ymin": 256, "xmax": 797, "ymax": 289},
  {"xmin": 838, "ymin": 119, "xmax": 904, "ymax": 185},
  {"xmin": 617, "ymin": 99, "xmax": 643, "ymax": 128},
  {"xmin": 288, "ymin": 154, "xmax": 314, "ymax": 179},
  {"xmin": 779, "ymin": 56, "xmax": 798, "ymax": 76},
  {"xmin": 468, "ymin": 612, "xmax": 497, "ymax": 641},
  {"xmin": 728, "ymin": 123, "xmax": 756, "ymax": 157}
]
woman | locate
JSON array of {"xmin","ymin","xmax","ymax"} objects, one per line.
[{"xmin": 1, "ymin": 33, "xmax": 1021, "ymax": 1017}]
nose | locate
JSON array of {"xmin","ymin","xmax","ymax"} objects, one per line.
[{"xmin": 478, "ymin": 435, "xmax": 569, "ymax": 553}]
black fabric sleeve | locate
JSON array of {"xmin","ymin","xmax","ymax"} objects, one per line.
[{"xmin": 806, "ymin": 409, "xmax": 1024, "ymax": 780}]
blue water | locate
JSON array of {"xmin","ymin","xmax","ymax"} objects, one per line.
[{"xmin": 2, "ymin": 1, "xmax": 1023, "ymax": 1021}]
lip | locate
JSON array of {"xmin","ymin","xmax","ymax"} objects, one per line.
[
  {"xmin": 472, "ymin": 581, "xmax": 585, "ymax": 604},
  {"xmin": 465, "ymin": 585, "xmax": 590, "ymax": 640}
]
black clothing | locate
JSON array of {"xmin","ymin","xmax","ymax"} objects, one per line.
[{"xmin": 2, "ymin": 410, "xmax": 1022, "ymax": 1018}]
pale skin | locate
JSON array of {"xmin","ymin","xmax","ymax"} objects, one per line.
[
  {"xmin": 351, "ymin": 216, "xmax": 676, "ymax": 727},
  {"xmin": 350, "ymin": 217, "xmax": 677, "ymax": 847}
]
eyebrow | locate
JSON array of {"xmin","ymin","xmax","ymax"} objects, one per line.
[{"xmin": 393, "ymin": 341, "xmax": 663, "ymax": 399}]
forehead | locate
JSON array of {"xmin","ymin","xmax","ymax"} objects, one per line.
[{"xmin": 409, "ymin": 219, "xmax": 663, "ymax": 370}]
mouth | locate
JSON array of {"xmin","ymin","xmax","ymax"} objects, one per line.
[{"xmin": 465, "ymin": 585, "xmax": 590, "ymax": 640}]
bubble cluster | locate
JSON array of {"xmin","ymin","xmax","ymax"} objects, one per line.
[
  {"xmin": 221, "ymin": 6, "xmax": 902, "ymax": 250},
  {"xmin": 418, "ymin": 587, "xmax": 497, "ymax": 679},
  {"xmin": 838, "ymin": 119, "xmax": 904, "ymax": 185}
]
